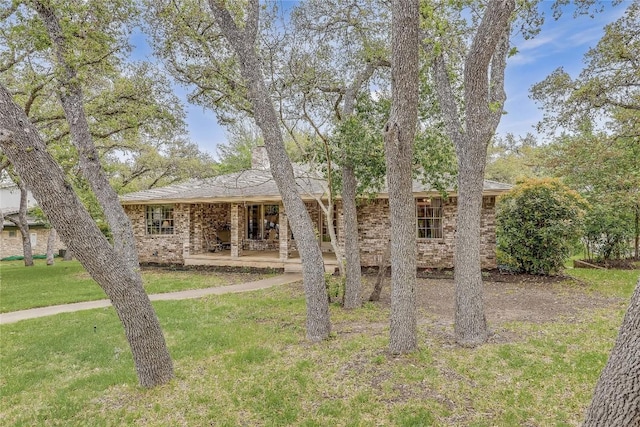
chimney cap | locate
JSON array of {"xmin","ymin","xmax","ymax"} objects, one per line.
[{"xmin": 251, "ymin": 145, "xmax": 270, "ymax": 170}]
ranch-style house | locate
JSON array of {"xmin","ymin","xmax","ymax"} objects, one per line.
[{"xmin": 121, "ymin": 147, "xmax": 511, "ymax": 272}]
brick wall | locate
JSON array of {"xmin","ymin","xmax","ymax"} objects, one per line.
[
  {"xmin": 124, "ymin": 196, "xmax": 498, "ymax": 269},
  {"xmin": 0, "ymin": 227, "xmax": 64, "ymax": 259},
  {"xmin": 125, "ymin": 204, "xmax": 189, "ymax": 264},
  {"xmin": 355, "ymin": 196, "xmax": 497, "ymax": 269}
]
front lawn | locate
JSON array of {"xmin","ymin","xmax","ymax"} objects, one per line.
[
  {"xmin": 0, "ymin": 260, "xmax": 273, "ymax": 313},
  {"xmin": 0, "ymin": 264, "xmax": 637, "ymax": 425}
]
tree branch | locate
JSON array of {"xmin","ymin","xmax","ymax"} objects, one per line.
[
  {"xmin": 487, "ymin": 27, "xmax": 510, "ymax": 141},
  {"xmin": 432, "ymin": 51, "xmax": 463, "ymax": 146},
  {"xmin": 245, "ymin": 0, "xmax": 260, "ymax": 45}
]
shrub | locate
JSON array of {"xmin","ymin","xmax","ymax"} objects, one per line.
[
  {"xmin": 496, "ymin": 178, "xmax": 587, "ymax": 275},
  {"xmin": 325, "ymin": 273, "xmax": 345, "ymax": 304},
  {"xmin": 583, "ymin": 204, "xmax": 634, "ymax": 261}
]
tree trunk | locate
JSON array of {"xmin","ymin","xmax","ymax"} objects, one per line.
[
  {"xmin": 46, "ymin": 228, "xmax": 56, "ymax": 266},
  {"xmin": 342, "ymin": 165, "xmax": 362, "ymax": 309},
  {"xmin": 369, "ymin": 241, "xmax": 391, "ymax": 302},
  {"xmin": 0, "ymin": 83, "xmax": 173, "ymax": 388},
  {"xmin": 16, "ymin": 182, "xmax": 34, "ymax": 267},
  {"xmin": 32, "ymin": 1, "xmax": 140, "ymax": 271},
  {"xmin": 634, "ymin": 204, "xmax": 639, "ymax": 260},
  {"xmin": 337, "ymin": 64, "xmax": 376, "ymax": 310},
  {"xmin": 323, "ymin": 198, "xmax": 345, "ymax": 277},
  {"xmin": 431, "ymin": 0, "xmax": 514, "ymax": 347},
  {"xmin": 385, "ymin": 0, "xmax": 419, "ymax": 355},
  {"xmin": 583, "ymin": 277, "xmax": 640, "ymax": 426},
  {"xmin": 454, "ymin": 161, "xmax": 488, "ymax": 346},
  {"xmin": 209, "ymin": 0, "xmax": 331, "ymax": 341}
]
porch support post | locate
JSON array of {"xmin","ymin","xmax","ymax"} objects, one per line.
[
  {"xmin": 279, "ymin": 205, "xmax": 289, "ymax": 261},
  {"xmin": 182, "ymin": 204, "xmax": 191, "ymax": 259},
  {"xmin": 230, "ymin": 203, "xmax": 243, "ymax": 258}
]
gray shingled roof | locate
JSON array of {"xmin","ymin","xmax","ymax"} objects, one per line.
[
  {"xmin": 2, "ymin": 208, "xmax": 46, "ymax": 227},
  {"xmin": 121, "ymin": 165, "xmax": 328, "ymax": 204},
  {"xmin": 120, "ymin": 165, "xmax": 512, "ymax": 205}
]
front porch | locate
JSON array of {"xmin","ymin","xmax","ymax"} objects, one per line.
[{"xmin": 184, "ymin": 250, "xmax": 340, "ymax": 274}]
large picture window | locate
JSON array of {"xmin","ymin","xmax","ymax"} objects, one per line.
[
  {"xmin": 246, "ymin": 204, "xmax": 279, "ymax": 240},
  {"xmin": 146, "ymin": 205, "xmax": 174, "ymax": 235},
  {"xmin": 417, "ymin": 198, "xmax": 443, "ymax": 239}
]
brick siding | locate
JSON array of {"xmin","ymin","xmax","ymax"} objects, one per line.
[
  {"xmin": 0, "ymin": 227, "xmax": 64, "ymax": 259},
  {"xmin": 124, "ymin": 196, "xmax": 498, "ymax": 269}
]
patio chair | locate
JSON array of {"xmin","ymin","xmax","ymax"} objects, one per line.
[
  {"xmin": 216, "ymin": 230, "xmax": 231, "ymax": 250},
  {"xmin": 204, "ymin": 234, "xmax": 223, "ymax": 252}
]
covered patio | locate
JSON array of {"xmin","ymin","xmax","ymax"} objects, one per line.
[{"xmin": 184, "ymin": 249, "xmax": 339, "ymax": 273}]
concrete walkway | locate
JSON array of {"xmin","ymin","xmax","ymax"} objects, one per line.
[{"xmin": 0, "ymin": 273, "xmax": 302, "ymax": 325}]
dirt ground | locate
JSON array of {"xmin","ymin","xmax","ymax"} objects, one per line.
[
  {"xmin": 146, "ymin": 263, "xmax": 625, "ymax": 343},
  {"xmin": 357, "ymin": 272, "xmax": 624, "ymax": 343}
]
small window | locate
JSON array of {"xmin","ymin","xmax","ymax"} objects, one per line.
[
  {"xmin": 8, "ymin": 230, "xmax": 17, "ymax": 238},
  {"xmin": 146, "ymin": 205, "xmax": 174, "ymax": 235},
  {"xmin": 417, "ymin": 198, "xmax": 443, "ymax": 239}
]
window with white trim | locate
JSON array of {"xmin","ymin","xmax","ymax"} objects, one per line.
[
  {"xmin": 416, "ymin": 198, "xmax": 443, "ymax": 239},
  {"xmin": 146, "ymin": 205, "xmax": 174, "ymax": 235}
]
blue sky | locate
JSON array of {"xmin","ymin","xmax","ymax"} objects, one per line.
[
  {"xmin": 498, "ymin": 1, "xmax": 627, "ymax": 140},
  {"xmin": 130, "ymin": 2, "xmax": 628, "ymax": 158}
]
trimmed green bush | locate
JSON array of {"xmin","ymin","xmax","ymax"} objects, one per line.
[{"xmin": 497, "ymin": 178, "xmax": 587, "ymax": 275}]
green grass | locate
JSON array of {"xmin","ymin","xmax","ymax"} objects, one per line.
[
  {"xmin": 565, "ymin": 268, "xmax": 639, "ymax": 298},
  {"xmin": 0, "ymin": 265, "xmax": 637, "ymax": 426},
  {"xmin": 0, "ymin": 260, "xmax": 273, "ymax": 313}
]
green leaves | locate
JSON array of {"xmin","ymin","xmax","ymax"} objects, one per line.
[
  {"xmin": 532, "ymin": 1, "xmax": 639, "ymax": 133},
  {"xmin": 497, "ymin": 178, "xmax": 588, "ymax": 275}
]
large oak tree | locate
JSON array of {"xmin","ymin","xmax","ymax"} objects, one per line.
[
  {"xmin": 385, "ymin": 0, "xmax": 420, "ymax": 354},
  {"xmin": 426, "ymin": 0, "xmax": 515, "ymax": 347},
  {"xmin": 207, "ymin": 0, "xmax": 331, "ymax": 341},
  {"xmin": 29, "ymin": 0, "xmax": 140, "ymax": 270},
  {"xmin": 283, "ymin": 0, "xmax": 391, "ymax": 309},
  {"xmin": 0, "ymin": 84, "xmax": 173, "ymax": 388}
]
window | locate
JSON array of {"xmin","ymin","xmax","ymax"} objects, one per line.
[
  {"xmin": 417, "ymin": 198, "xmax": 443, "ymax": 239},
  {"xmin": 246, "ymin": 204, "xmax": 279, "ymax": 240},
  {"xmin": 8, "ymin": 230, "xmax": 16, "ymax": 238},
  {"xmin": 146, "ymin": 205, "xmax": 174, "ymax": 234}
]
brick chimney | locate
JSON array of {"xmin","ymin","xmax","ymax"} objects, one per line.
[{"xmin": 251, "ymin": 145, "xmax": 270, "ymax": 170}]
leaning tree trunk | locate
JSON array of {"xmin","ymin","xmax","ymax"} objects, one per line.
[
  {"xmin": 209, "ymin": 0, "xmax": 331, "ymax": 341},
  {"xmin": 322, "ymin": 198, "xmax": 345, "ymax": 276},
  {"xmin": 32, "ymin": 1, "xmax": 139, "ymax": 271},
  {"xmin": 46, "ymin": 228, "xmax": 57, "ymax": 265},
  {"xmin": 583, "ymin": 277, "xmax": 640, "ymax": 426},
  {"xmin": 337, "ymin": 61, "xmax": 385, "ymax": 310},
  {"xmin": 369, "ymin": 240, "xmax": 391, "ymax": 302},
  {"xmin": 341, "ymin": 165, "xmax": 362, "ymax": 309},
  {"xmin": 0, "ymin": 83, "xmax": 173, "ymax": 388},
  {"xmin": 385, "ymin": 0, "xmax": 419, "ymax": 355}
]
